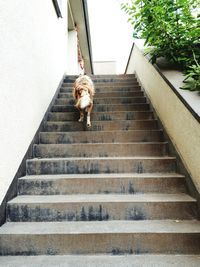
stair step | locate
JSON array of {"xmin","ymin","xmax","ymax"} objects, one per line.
[
  {"xmin": 1, "ymin": 255, "xmax": 200, "ymax": 267},
  {"xmin": 61, "ymin": 86, "xmax": 142, "ymax": 93},
  {"xmin": 55, "ymin": 97, "xmax": 146, "ymax": 106},
  {"xmin": 64, "ymin": 77, "xmax": 137, "ymax": 83},
  {"xmin": 65, "ymin": 74, "xmax": 135, "ymax": 79},
  {"xmin": 64, "ymin": 77, "xmax": 137, "ymax": 81},
  {"xmin": 58, "ymin": 91, "xmax": 144, "ymax": 98},
  {"xmin": 1, "ymin": 74, "xmax": 199, "ymax": 260},
  {"xmin": 7, "ymin": 194, "xmax": 198, "ymax": 222},
  {"xmin": 18, "ymin": 173, "xmax": 187, "ymax": 195},
  {"xmin": 39, "ymin": 130, "xmax": 164, "ymax": 144},
  {"xmin": 48, "ymin": 111, "xmax": 154, "ymax": 121},
  {"xmin": 33, "ymin": 142, "xmax": 168, "ymax": 158},
  {"xmin": 0, "ymin": 220, "xmax": 200, "ymax": 255},
  {"xmin": 63, "ymin": 81, "xmax": 139, "ymax": 87},
  {"xmin": 51, "ymin": 103, "xmax": 150, "ymax": 112},
  {"xmin": 44, "ymin": 120, "xmax": 158, "ymax": 132},
  {"xmin": 26, "ymin": 156, "xmax": 177, "ymax": 175}
]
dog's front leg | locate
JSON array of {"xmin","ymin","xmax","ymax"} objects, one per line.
[
  {"xmin": 86, "ymin": 103, "xmax": 93, "ymax": 127},
  {"xmin": 87, "ymin": 112, "xmax": 91, "ymax": 127},
  {"xmin": 78, "ymin": 110, "xmax": 84, "ymax": 122}
]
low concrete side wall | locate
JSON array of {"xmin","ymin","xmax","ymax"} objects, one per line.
[{"xmin": 126, "ymin": 44, "xmax": 200, "ymax": 193}]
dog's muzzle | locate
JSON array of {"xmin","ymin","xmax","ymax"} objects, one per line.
[{"xmin": 79, "ymin": 94, "xmax": 91, "ymax": 109}]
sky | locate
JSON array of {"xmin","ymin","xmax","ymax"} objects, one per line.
[{"xmin": 87, "ymin": 0, "xmax": 134, "ymax": 73}]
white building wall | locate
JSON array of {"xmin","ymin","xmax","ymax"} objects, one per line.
[
  {"xmin": 0, "ymin": 0, "xmax": 68, "ymax": 205},
  {"xmin": 67, "ymin": 31, "xmax": 79, "ymax": 74},
  {"xmin": 93, "ymin": 61, "xmax": 117, "ymax": 74}
]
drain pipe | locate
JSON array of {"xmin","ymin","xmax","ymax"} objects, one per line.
[{"xmin": 82, "ymin": 0, "xmax": 94, "ymax": 74}]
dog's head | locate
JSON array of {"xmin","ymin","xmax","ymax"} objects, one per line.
[
  {"xmin": 74, "ymin": 84, "xmax": 92, "ymax": 109},
  {"xmin": 74, "ymin": 84, "xmax": 90, "ymax": 99}
]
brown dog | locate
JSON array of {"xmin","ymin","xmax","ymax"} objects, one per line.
[{"xmin": 73, "ymin": 75, "xmax": 95, "ymax": 127}]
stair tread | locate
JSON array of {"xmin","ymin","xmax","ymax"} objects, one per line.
[
  {"xmin": 28, "ymin": 156, "xmax": 176, "ymax": 161},
  {"xmin": 49, "ymin": 111, "xmax": 152, "ymax": 114},
  {"xmin": 46, "ymin": 119, "xmax": 157, "ymax": 123},
  {"xmin": 35, "ymin": 142, "xmax": 168, "ymax": 146},
  {"xmin": 52, "ymin": 103, "xmax": 149, "ymax": 107},
  {"xmin": 19, "ymin": 173, "xmax": 185, "ymax": 180},
  {"xmin": 8, "ymin": 193, "xmax": 196, "ymax": 204},
  {"xmin": 1, "ymin": 220, "xmax": 200, "ymax": 234},
  {"xmin": 61, "ymin": 96, "xmax": 146, "ymax": 100},
  {"xmin": 40, "ymin": 129, "xmax": 163, "ymax": 134},
  {"xmin": 2, "ymin": 74, "xmax": 199, "ymax": 257},
  {"xmin": 1, "ymin": 255, "xmax": 200, "ymax": 267}
]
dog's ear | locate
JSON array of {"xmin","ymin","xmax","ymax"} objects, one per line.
[
  {"xmin": 88, "ymin": 85, "xmax": 95, "ymax": 97},
  {"xmin": 74, "ymin": 89, "xmax": 79, "ymax": 100},
  {"xmin": 73, "ymin": 86, "xmax": 77, "ymax": 100}
]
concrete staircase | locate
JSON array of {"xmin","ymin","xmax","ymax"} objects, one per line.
[{"xmin": 0, "ymin": 74, "xmax": 200, "ymax": 266}]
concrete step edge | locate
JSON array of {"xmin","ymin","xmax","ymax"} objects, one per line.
[
  {"xmin": 27, "ymin": 156, "xmax": 177, "ymax": 162},
  {"xmin": 1, "ymin": 254, "xmax": 200, "ymax": 267},
  {"xmin": 34, "ymin": 142, "xmax": 168, "ymax": 146},
  {"xmin": 8, "ymin": 193, "xmax": 196, "ymax": 204},
  {"xmin": 1, "ymin": 220, "xmax": 200, "ymax": 234},
  {"xmin": 19, "ymin": 173, "xmax": 185, "ymax": 181},
  {"xmin": 39, "ymin": 129, "xmax": 163, "ymax": 134},
  {"xmin": 48, "ymin": 111, "xmax": 153, "ymax": 115},
  {"xmin": 45, "ymin": 119, "xmax": 158, "ymax": 124}
]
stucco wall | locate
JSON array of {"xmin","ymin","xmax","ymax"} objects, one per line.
[
  {"xmin": 67, "ymin": 30, "xmax": 84, "ymax": 75},
  {"xmin": 94, "ymin": 61, "xmax": 117, "ymax": 74},
  {"xmin": 0, "ymin": 0, "xmax": 68, "ymax": 205},
  {"xmin": 126, "ymin": 44, "xmax": 200, "ymax": 193}
]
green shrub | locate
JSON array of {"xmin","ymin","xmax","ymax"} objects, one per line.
[
  {"xmin": 122, "ymin": 0, "xmax": 200, "ymax": 92},
  {"xmin": 181, "ymin": 53, "xmax": 200, "ymax": 93}
]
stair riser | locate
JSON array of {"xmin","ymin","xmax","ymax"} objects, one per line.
[
  {"xmin": 7, "ymin": 201, "xmax": 197, "ymax": 222},
  {"xmin": 63, "ymin": 81, "xmax": 139, "ymax": 87},
  {"xmin": 64, "ymin": 78, "xmax": 137, "ymax": 83},
  {"xmin": 48, "ymin": 111, "xmax": 154, "ymax": 122},
  {"xmin": 18, "ymin": 177, "xmax": 187, "ymax": 195},
  {"xmin": 39, "ymin": 131, "xmax": 164, "ymax": 144},
  {"xmin": 61, "ymin": 87, "xmax": 141, "ymax": 93},
  {"xmin": 65, "ymin": 74, "xmax": 135, "ymax": 79},
  {"xmin": 1, "ymin": 233, "xmax": 200, "ymax": 255},
  {"xmin": 55, "ymin": 98, "xmax": 146, "ymax": 106},
  {"xmin": 44, "ymin": 121, "xmax": 158, "ymax": 132},
  {"xmin": 51, "ymin": 104, "xmax": 150, "ymax": 112},
  {"xmin": 58, "ymin": 91, "xmax": 144, "ymax": 98},
  {"xmin": 26, "ymin": 158, "xmax": 176, "ymax": 175},
  {"xmin": 33, "ymin": 144, "xmax": 168, "ymax": 158}
]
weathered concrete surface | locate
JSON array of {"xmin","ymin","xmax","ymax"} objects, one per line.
[
  {"xmin": 1, "ymin": 255, "xmax": 200, "ymax": 267},
  {"xmin": 58, "ymin": 91, "xmax": 144, "ymax": 98},
  {"xmin": 26, "ymin": 157, "xmax": 177, "ymax": 175},
  {"xmin": 61, "ymin": 86, "xmax": 141, "ymax": 93},
  {"xmin": 39, "ymin": 130, "xmax": 164, "ymax": 144},
  {"xmin": 0, "ymin": 74, "xmax": 199, "ymax": 262},
  {"xmin": 7, "ymin": 193, "xmax": 197, "ymax": 222},
  {"xmin": 48, "ymin": 111, "xmax": 154, "ymax": 121},
  {"xmin": 55, "ymin": 96, "xmax": 146, "ymax": 105},
  {"xmin": 0, "ymin": 221, "xmax": 200, "ymax": 255},
  {"xmin": 51, "ymin": 103, "xmax": 150, "ymax": 112},
  {"xmin": 44, "ymin": 120, "xmax": 158, "ymax": 132},
  {"xmin": 18, "ymin": 173, "xmax": 187, "ymax": 195},
  {"xmin": 33, "ymin": 142, "xmax": 168, "ymax": 158}
]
